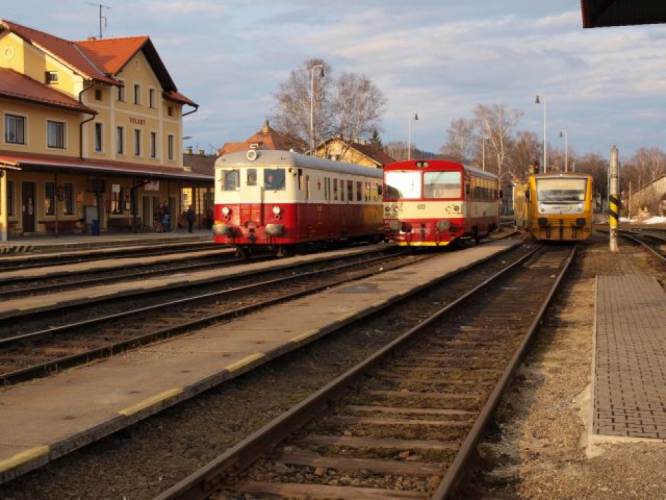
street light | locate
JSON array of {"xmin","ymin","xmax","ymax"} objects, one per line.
[
  {"xmin": 309, "ymin": 64, "xmax": 325, "ymax": 155},
  {"xmin": 559, "ymin": 130, "xmax": 569, "ymax": 172},
  {"xmin": 407, "ymin": 112, "xmax": 418, "ymax": 160},
  {"xmin": 535, "ymin": 94, "xmax": 547, "ymax": 173}
]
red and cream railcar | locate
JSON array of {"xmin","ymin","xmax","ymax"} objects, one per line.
[
  {"xmin": 383, "ymin": 159, "xmax": 500, "ymax": 246},
  {"xmin": 213, "ymin": 150, "xmax": 384, "ymax": 255}
]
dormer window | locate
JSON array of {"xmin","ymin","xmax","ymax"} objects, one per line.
[{"xmin": 45, "ymin": 71, "xmax": 58, "ymax": 84}]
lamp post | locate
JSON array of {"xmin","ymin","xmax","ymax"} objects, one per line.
[
  {"xmin": 535, "ymin": 94, "xmax": 547, "ymax": 173},
  {"xmin": 407, "ymin": 112, "xmax": 418, "ymax": 160},
  {"xmin": 309, "ymin": 64, "xmax": 324, "ymax": 155},
  {"xmin": 559, "ymin": 130, "xmax": 568, "ymax": 172}
]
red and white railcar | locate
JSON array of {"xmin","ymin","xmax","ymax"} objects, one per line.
[
  {"xmin": 383, "ymin": 159, "xmax": 500, "ymax": 246},
  {"xmin": 213, "ymin": 150, "xmax": 384, "ymax": 255}
]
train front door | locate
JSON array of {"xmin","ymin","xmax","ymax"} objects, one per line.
[{"xmin": 21, "ymin": 182, "xmax": 35, "ymax": 232}]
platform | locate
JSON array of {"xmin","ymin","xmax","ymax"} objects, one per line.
[
  {"xmin": 592, "ymin": 275, "xmax": 666, "ymax": 442},
  {"xmin": 0, "ymin": 239, "xmax": 520, "ymax": 485}
]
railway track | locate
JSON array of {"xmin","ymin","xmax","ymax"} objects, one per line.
[
  {"xmin": 0, "ymin": 240, "xmax": 217, "ymax": 271},
  {"xmin": 154, "ymin": 245, "xmax": 576, "ymax": 500},
  {"xmin": 0, "ymin": 249, "xmax": 424, "ymax": 384},
  {"xmin": 0, "ymin": 249, "xmax": 258, "ymax": 299},
  {"xmin": 618, "ymin": 228, "xmax": 666, "ymax": 264}
]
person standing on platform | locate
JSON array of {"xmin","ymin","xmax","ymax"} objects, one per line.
[
  {"xmin": 162, "ymin": 202, "xmax": 170, "ymax": 233},
  {"xmin": 186, "ymin": 205, "xmax": 196, "ymax": 233}
]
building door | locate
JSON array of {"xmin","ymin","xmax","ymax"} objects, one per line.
[{"xmin": 21, "ymin": 182, "xmax": 35, "ymax": 232}]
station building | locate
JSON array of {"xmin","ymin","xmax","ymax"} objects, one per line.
[{"xmin": 0, "ymin": 19, "xmax": 212, "ymax": 240}]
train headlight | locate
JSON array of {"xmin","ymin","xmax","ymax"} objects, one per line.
[
  {"xmin": 453, "ymin": 204, "xmax": 460, "ymax": 212},
  {"xmin": 222, "ymin": 206, "xmax": 231, "ymax": 216},
  {"xmin": 272, "ymin": 206, "xmax": 282, "ymax": 215}
]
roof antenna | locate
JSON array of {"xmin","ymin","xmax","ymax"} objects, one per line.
[{"xmin": 85, "ymin": 2, "xmax": 111, "ymax": 39}]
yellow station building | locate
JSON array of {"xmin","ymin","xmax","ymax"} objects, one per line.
[{"xmin": 0, "ymin": 19, "xmax": 212, "ymax": 239}]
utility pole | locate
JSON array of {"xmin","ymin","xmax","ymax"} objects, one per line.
[
  {"xmin": 86, "ymin": 2, "xmax": 111, "ymax": 39},
  {"xmin": 609, "ymin": 145, "xmax": 620, "ymax": 253}
]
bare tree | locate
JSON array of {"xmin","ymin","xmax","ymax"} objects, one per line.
[
  {"xmin": 440, "ymin": 118, "xmax": 475, "ymax": 163},
  {"xmin": 385, "ymin": 141, "xmax": 409, "ymax": 161},
  {"xmin": 472, "ymin": 104, "xmax": 523, "ymax": 181},
  {"xmin": 507, "ymin": 130, "xmax": 541, "ymax": 179},
  {"xmin": 272, "ymin": 60, "xmax": 387, "ymax": 155}
]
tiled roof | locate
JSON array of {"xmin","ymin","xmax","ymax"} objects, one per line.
[
  {"xmin": 0, "ymin": 19, "xmax": 117, "ymax": 85},
  {"xmin": 219, "ymin": 121, "xmax": 306, "ymax": 155},
  {"xmin": 75, "ymin": 36, "xmax": 148, "ymax": 75},
  {"xmin": 0, "ymin": 67, "xmax": 96, "ymax": 113},
  {"xmin": 349, "ymin": 141, "xmax": 396, "ymax": 166},
  {"xmin": 183, "ymin": 152, "xmax": 217, "ymax": 176}
]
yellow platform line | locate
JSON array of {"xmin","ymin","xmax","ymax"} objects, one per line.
[
  {"xmin": 290, "ymin": 329, "xmax": 320, "ymax": 343},
  {"xmin": 0, "ymin": 446, "xmax": 50, "ymax": 473},
  {"xmin": 118, "ymin": 387, "xmax": 183, "ymax": 417},
  {"xmin": 226, "ymin": 353, "xmax": 265, "ymax": 372}
]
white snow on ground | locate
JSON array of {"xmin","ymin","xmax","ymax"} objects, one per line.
[{"xmin": 643, "ymin": 216, "xmax": 666, "ymax": 224}]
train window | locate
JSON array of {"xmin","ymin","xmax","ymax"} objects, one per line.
[
  {"xmin": 298, "ymin": 169, "xmax": 304, "ymax": 191},
  {"xmin": 246, "ymin": 169, "xmax": 257, "ymax": 186},
  {"xmin": 423, "ymin": 171, "xmax": 461, "ymax": 199},
  {"xmin": 264, "ymin": 169, "xmax": 286, "ymax": 190},
  {"xmin": 333, "ymin": 179, "xmax": 338, "ymax": 201},
  {"xmin": 384, "ymin": 171, "xmax": 421, "ymax": 200},
  {"xmin": 222, "ymin": 170, "xmax": 240, "ymax": 191},
  {"xmin": 306, "ymin": 175, "xmax": 310, "ymax": 200},
  {"xmin": 347, "ymin": 180, "xmax": 353, "ymax": 202},
  {"xmin": 356, "ymin": 181, "xmax": 362, "ymax": 201}
]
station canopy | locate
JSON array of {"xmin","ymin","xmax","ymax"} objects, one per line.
[{"xmin": 581, "ymin": 0, "xmax": 666, "ymax": 28}]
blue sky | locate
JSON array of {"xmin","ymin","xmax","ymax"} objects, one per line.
[{"xmin": 4, "ymin": 1, "xmax": 666, "ymax": 160}]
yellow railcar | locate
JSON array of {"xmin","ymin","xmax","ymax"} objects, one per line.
[{"xmin": 515, "ymin": 172, "xmax": 594, "ymax": 242}]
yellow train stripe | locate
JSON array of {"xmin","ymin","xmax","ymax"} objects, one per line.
[
  {"xmin": 226, "ymin": 353, "xmax": 265, "ymax": 372},
  {"xmin": 0, "ymin": 446, "xmax": 50, "ymax": 473},
  {"xmin": 118, "ymin": 388, "xmax": 183, "ymax": 417}
]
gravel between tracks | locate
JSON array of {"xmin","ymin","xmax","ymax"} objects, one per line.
[{"xmin": 464, "ymin": 232, "xmax": 666, "ymax": 500}]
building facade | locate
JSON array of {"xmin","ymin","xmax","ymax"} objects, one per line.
[{"xmin": 0, "ymin": 19, "xmax": 211, "ymax": 239}]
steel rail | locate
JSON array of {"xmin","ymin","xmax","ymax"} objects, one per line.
[
  {"xmin": 432, "ymin": 245, "xmax": 576, "ymax": 499},
  {"xmin": 0, "ymin": 251, "xmax": 420, "ymax": 384},
  {"xmin": 617, "ymin": 230, "xmax": 666, "ymax": 265},
  {"xmin": 152, "ymin": 244, "xmax": 540, "ymax": 500}
]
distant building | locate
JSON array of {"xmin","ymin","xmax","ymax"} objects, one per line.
[
  {"xmin": 628, "ymin": 174, "xmax": 666, "ymax": 218},
  {"xmin": 0, "ymin": 19, "xmax": 209, "ymax": 238},
  {"xmin": 316, "ymin": 137, "xmax": 395, "ymax": 169},
  {"xmin": 218, "ymin": 121, "xmax": 305, "ymax": 156},
  {"xmin": 182, "ymin": 149, "xmax": 216, "ymax": 229}
]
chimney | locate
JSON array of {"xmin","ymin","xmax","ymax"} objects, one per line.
[
  {"xmin": 198, "ymin": 149, "xmax": 205, "ymax": 156},
  {"xmin": 186, "ymin": 147, "xmax": 193, "ymax": 155},
  {"xmin": 262, "ymin": 120, "xmax": 269, "ymax": 135}
]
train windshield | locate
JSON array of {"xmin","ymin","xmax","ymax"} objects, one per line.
[
  {"xmin": 536, "ymin": 178, "xmax": 587, "ymax": 203},
  {"xmin": 423, "ymin": 171, "xmax": 461, "ymax": 199},
  {"xmin": 221, "ymin": 170, "xmax": 240, "ymax": 191},
  {"xmin": 264, "ymin": 169, "xmax": 286, "ymax": 191},
  {"xmin": 384, "ymin": 171, "xmax": 421, "ymax": 200}
]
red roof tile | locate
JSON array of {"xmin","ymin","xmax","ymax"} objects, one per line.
[
  {"xmin": 0, "ymin": 68, "xmax": 96, "ymax": 113},
  {"xmin": 0, "ymin": 19, "xmax": 117, "ymax": 85},
  {"xmin": 75, "ymin": 36, "xmax": 148, "ymax": 75}
]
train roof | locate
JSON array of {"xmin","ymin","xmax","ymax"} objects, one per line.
[
  {"xmin": 215, "ymin": 150, "xmax": 383, "ymax": 179},
  {"xmin": 383, "ymin": 159, "xmax": 498, "ymax": 180},
  {"xmin": 531, "ymin": 172, "xmax": 593, "ymax": 179}
]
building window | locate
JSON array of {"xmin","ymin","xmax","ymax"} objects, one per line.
[
  {"xmin": 117, "ymin": 80, "xmax": 125, "ymax": 102},
  {"xmin": 134, "ymin": 129, "xmax": 141, "ymax": 156},
  {"xmin": 149, "ymin": 88, "xmax": 156, "ymax": 108},
  {"xmin": 111, "ymin": 184, "xmax": 124, "ymax": 214},
  {"xmin": 4, "ymin": 114, "xmax": 25, "ymax": 144},
  {"xmin": 150, "ymin": 131, "xmax": 157, "ymax": 158},
  {"xmin": 6, "ymin": 180, "xmax": 15, "ymax": 216},
  {"xmin": 117, "ymin": 126, "xmax": 125, "ymax": 155},
  {"xmin": 134, "ymin": 84, "xmax": 141, "ymax": 105},
  {"xmin": 94, "ymin": 88, "xmax": 102, "ymax": 101},
  {"xmin": 45, "ymin": 71, "xmax": 58, "ymax": 84},
  {"xmin": 167, "ymin": 134, "xmax": 174, "ymax": 160},
  {"xmin": 63, "ymin": 183, "xmax": 74, "ymax": 215},
  {"xmin": 94, "ymin": 123, "xmax": 103, "ymax": 152},
  {"xmin": 167, "ymin": 106, "xmax": 174, "ymax": 117},
  {"xmin": 45, "ymin": 182, "xmax": 55, "ymax": 216},
  {"xmin": 47, "ymin": 120, "xmax": 65, "ymax": 149}
]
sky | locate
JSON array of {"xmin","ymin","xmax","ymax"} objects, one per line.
[{"xmin": 4, "ymin": 1, "xmax": 666, "ymax": 162}]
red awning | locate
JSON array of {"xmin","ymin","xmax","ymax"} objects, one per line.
[{"xmin": 0, "ymin": 151, "xmax": 212, "ymax": 182}]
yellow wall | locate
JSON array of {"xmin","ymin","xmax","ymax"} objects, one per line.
[{"xmin": 317, "ymin": 139, "xmax": 379, "ymax": 169}]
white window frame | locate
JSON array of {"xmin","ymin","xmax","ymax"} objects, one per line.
[
  {"xmin": 167, "ymin": 134, "xmax": 175, "ymax": 161},
  {"xmin": 134, "ymin": 83, "xmax": 141, "ymax": 105},
  {"xmin": 134, "ymin": 129, "xmax": 142, "ymax": 157},
  {"xmin": 4, "ymin": 113, "xmax": 27, "ymax": 145},
  {"xmin": 94, "ymin": 122, "xmax": 104, "ymax": 153},
  {"xmin": 150, "ymin": 131, "xmax": 158, "ymax": 159},
  {"xmin": 47, "ymin": 120, "xmax": 66, "ymax": 149},
  {"xmin": 116, "ymin": 126, "xmax": 125, "ymax": 155},
  {"xmin": 149, "ymin": 88, "xmax": 156, "ymax": 109},
  {"xmin": 117, "ymin": 79, "xmax": 126, "ymax": 102}
]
